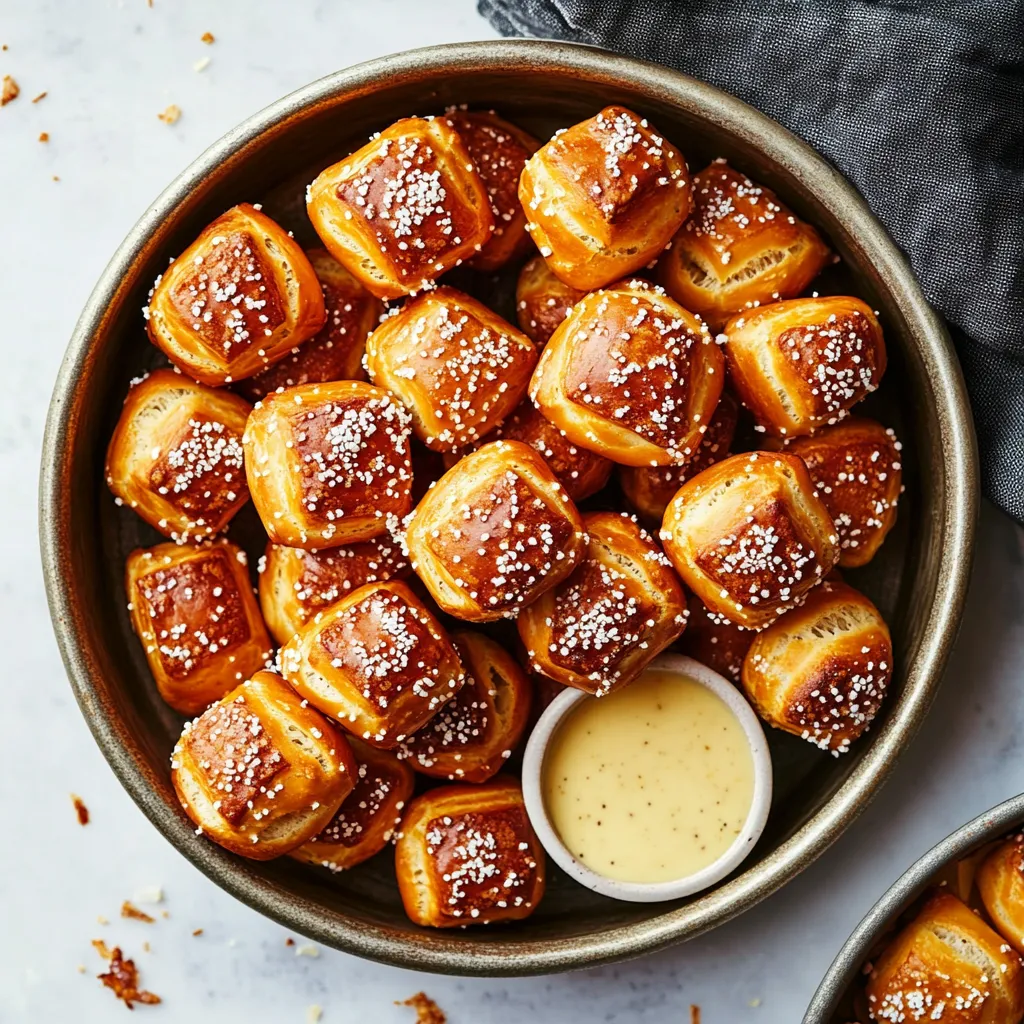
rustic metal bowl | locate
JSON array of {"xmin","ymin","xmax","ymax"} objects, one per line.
[
  {"xmin": 39, "ymin": 40, "xmax": 978, "ymax": 976},
  {"xmin": 804, "ymin": 794, "xmax": 1024, "ymax": 1022}
]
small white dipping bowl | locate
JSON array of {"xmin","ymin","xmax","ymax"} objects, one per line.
[{"xmin": 522, "ymin": 653, "xmax": 773, "ymax": 903}]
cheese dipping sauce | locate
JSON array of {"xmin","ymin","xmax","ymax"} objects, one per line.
[{"xmin": 542, "ymin": 669, "xmax": 756, "ymax": 884}]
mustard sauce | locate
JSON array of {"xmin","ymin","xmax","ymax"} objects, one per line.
[{"xmin": 542, "ymin": 670, "xmax": 756, "ymax": 883}]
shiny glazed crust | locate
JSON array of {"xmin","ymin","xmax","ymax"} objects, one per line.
[
  {"xmin": 445, "ymin": 109, "xmax": 540, "ymax": 271},
  {"xmin": 519, "ymin": 105, "xmax": 692, "ymax": 289},
  {"xmin": 722, "ymin": 295, "xmax": 886, "ymax": 437},
  {"xmin": 619, "ymin": 390, "xmax": 738, "ymax": 524},
  {"xmin": 280, "ymin": 579, "xmax": 467, "ymax": 749},
  {"xmin": 291, "ymin": 738, "xmax": 415, "ymax": 872},
  {"xmin": 242, "ymin": 380, "xmax": 413, "ymax": 549},
  {"xmin": 782, "ymin": 417, "xmax": 903, "ymax": 568},
  {"xmin": 394, "ymin": 778, "xmax": 545, "ymax": 928},
  {"xmin": 258, "ymin": 536, "xmax": 410, "ymax": 646},
  {"xmin": 865, "ymin": 892, "xmax": 1024, "ymax": 1023},
  {"xmin": 676, "ymin": 591, "xmax": 755, "ymax": 684},
  {"xmin": 660, "ymin": 451, "xmax": 839, "ymax": 629},
  {"xmin": 742, "ymin": 579, "xmax": 892, "ymax": 754},
  {"xmin": 449, "ymin": 398, "xmax": 613, "ymax": 503},
  {"xmin": 145, "ymin": 203, "xmax": 326, "ymax": 385},
  {"xmin": 405, "ymin": 439, "xmax": 588, "ymax": 622},
  {"xmin": 236, "ymin": 249, "xmax": 382, "ymax": 401},
  {"xmin": 106, "ymin": 369, "xmax": 252, "ymax": 542},
  {"xmin": 306, "ymin": 116, "xmax": 493, "ymax": 299},
  {"xmin": 126, "ymin": 539, "xmax": 272, "ymax": 715},
  {"xmin": 364, "ymin": 287, "xmax": 537, "ymax": 452},
  {"xmin": 396, "ymin": 630, "xmax": 533, "ymax": 782},
  {"xmin": 659, "ymin": 160, "xmax": 831, "ymax": 329},
  {"xmin": 515, "ymin": 254, "xmax": 586, "ymax": 348},
  {"xmin": 529, "ymin": 282, "xmax": 725, "ymax": 467},
  {"xmin": 978, "ymin": 835, "xmax": 1024, "ymax": 956},
  {"xmin": 170, "ymin": 671, "xmax": 356, "ymax": 860},
  {"xmin": 518, "ymin": 511, "xmax": 687, "ymax": 695}
]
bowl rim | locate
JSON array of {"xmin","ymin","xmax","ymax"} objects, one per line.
[
  {"xmin": 38, "ymin": 39, "xmax": 979, "ymax": 976},
  {"xmin": 803, "ymin": 793, "xmax": 1024, "ymax": 1022},
  {"xmin": 521, "ymin": 655, "xmax": 773, "ymax": 902}
]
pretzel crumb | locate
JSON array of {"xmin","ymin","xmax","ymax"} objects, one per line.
[
  {"xmin": 284, "ymin": 937, "xmax": 295, "ymax": 947},
  {"xmin": 690, "ymin": 1006, "xmax": 701, "ymax": 1024},
  {"xmin": 193, "ymin": 57, "xmax": 210, "ymax": 72},
  {"xmin": 96, "ymin": 945, "xmax": 161, "ymax": 1009},
  {"xmin": 32, "ymin": 90, "xmax": 46, "ymax": 102},
  {"xmin": 38, "ymin": 131, "xmax": 49, "ymax": 142},
  {"xmin": 121, "ymin": 900, "xmax": 155, "ymax": 923},
  {"xmin": 400, "ymin": 993, "xmax": 446, "ymax": 1024},
  {"xmin": 1, "ymin": 75, "xmax": 20, "ymax": 105},
  {"xmin": 71, "ymin": 794, "xmax": 89, "ymax": 824},
  {"xmin": 157, "ymin": 104, "xmax": 181, "ymax": 125},
  {"xmin": 192, "ymin": 928, "xmax": 203, "ymax": 937},
  {"xmin": 307, "ymin": 1006, "xmax": 323, "ymax": 1024},
  {"xmin": 201, "ymin": 31, "xmax": 215, "ymax": 43}
]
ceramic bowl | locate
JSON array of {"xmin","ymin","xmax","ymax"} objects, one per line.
[
  {"xmin": 39, "ymin": 40, "xmax": 977, "ymax": 975},
  {"xmin": 522, "ymin": 655, "xmax": 773, "ymax": 903}
]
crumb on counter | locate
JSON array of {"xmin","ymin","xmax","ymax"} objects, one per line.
[
  {"xmin": 157, "ymin": 104, "xmax": 181, "ymax": 125},
  {"xmin": 285, "ymin": 937, "xmax": 295, "ymax": 947},
  {"xmin": 39, "ymin": 131, "xmax": 49, "ymax": 142},
  {"xmin": 134, "ymin": 886, "xmax": 164, "ymax": 904},
  {"xmin": 201, "ymin": 31, "xmax": 215, "ymax": 43},
  {"xmin": 121, "ymin": 900, "xmax": 155, "ymax": 923},
  {"xmin": 32, "ymin": 90, "xmax": 46, "ymax": 102},
  {"xmin": 71, "ymin": 794, "xmax": 89, "ymax": 825},
  {"xmin": 96, "ymin": 944, "xmax": 161, "ymax": 1009},
  {"xmin": 307, "ymin": 1006, "xmax": 323, "ymax": 1024},
  {"xmin": 96, "ymin": 915, "xmax": 109, "ymax": 926},
  {"xmin": 193, "ymin": 57, "xmax": 210, "ymax": 72},
  {"xmin": 295, "ymin": 943, "xmax": 319, "ymax": 958},
  {"xmin": 399, "ymin": 992, "xmax": 447, "ymax": 1024},
  {"xmin": 192, "ymin": 928, "xmax": 203, "ymax": 937},
  {"xmin": 691, "ymin": 1006, "xmax": 701, "ymax": 1024},
  {"xmin": 2, "ymin": 75, "xmax": 20, "ymax": 105}
]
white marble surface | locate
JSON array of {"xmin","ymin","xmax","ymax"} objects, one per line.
[{"xmin": 2, "ymin": 1, "xmax": 1023, "ymax": 1020}]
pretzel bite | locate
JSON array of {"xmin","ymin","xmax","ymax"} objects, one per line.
[
  {"xmin": 236, "ymin": 249, "xmax": 382, "ymax": 401},
  {"xmin": 659, "ymin": 160, "xmax": 831, "ymax": 329},
  {"xmin": 619, "ymin": 390, "xmax": 739, "ymax": 524},
  {"xmin": 660, "ymin": 451, "xmax": 839, "ymax": 629},
  {"xmin": 515, "ymin": 254, "xmax": 586, "ymax": 349},
  {"xmin": 444, "ymin": 109, "xmax": 539, "ymax": 271},
  {"xmin": 170, "ymin": 670, "xmax": 356, "ymax": 859},
  {"xmin": 243, "ymin": 381, "xmax": 413, "ymax": 549},
  {"xmin": 451, "ymin": 399, "xmax": 613, "ymax": 503},
  {"xmin": 866, "ymin": 892, "xmax": 1024, "ymax": 1023},
  {"xmin": 364, "ymin": 287, "xmax": 537, "ymax": 453},
  {"xmin": 405, "ymin": 439, "xmax": 587, "ymax": 622},
  {"xmin": 106, "ymin": 370, "xmax": 251, "ymax": 543},
  {"xmin": 518, "ymin": 511, "xmax": 687, "ymax": 695},
  {"xmin": 722, "ymin": 296, "xmax": 886, "ymax": 437},
  {"xmin": 258, "ymin": 535, "xmax": 410, "ymax": 646},
  {"xmin": 126, "ymin": 539, "xmax": 272, "ymax": 715},
  {"xmin": 742, "ymin": 579, "xmax": 891, "ymax": 754},
  {"xmin": 280, "ymin": 579, "xmax": 467, "ymax": 748},
  {"xmin": 145, "ymin": 204, "xmax": 326, "ymax": 386},
  {"xmin": 519, "ymin": 106, "xmax": 691, "ymax": 290},
  {"xmin": 978, "ymin": 834, "xmax": 1024, "ymax": 956},
  {"xmin": 781, "ymin": 418, "xmax": 902, "ymax": 568},
  {"xmin": 396, "ymin": 631, "xmax": 532, "ymax": 782},
  {"xmin": 395, "ymin": 778, "xmax": 545, "ymax": 927},
  {"xmin": 292, "ymin": 739, "xmax": 414, "ymax": 872},
  {"xmin": 529, "ymin": 282, "xmax": 724, "ymax": 467},
  {"xmin": 306, "ymin": 117, "xmax": 493, "ymax": 300},
  {"xmin": 677, "ymin": 592, "xmax": 755, "ymax": 684}
]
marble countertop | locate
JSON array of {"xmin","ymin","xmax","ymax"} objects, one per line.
[{"xmin": 3, "ymin": 1, "xmax": 1022, "ymax": 1020}]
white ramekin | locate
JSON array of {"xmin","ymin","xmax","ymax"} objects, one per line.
[{"xmin": 522, "ymin": 653, "xmax": 773, "ymax": 903}]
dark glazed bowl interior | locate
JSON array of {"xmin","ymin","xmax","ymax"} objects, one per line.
[
  {"xmin": 39, "ymin": 41, "xmax": 977, "ymax": 976},
  {"xmin": 804, "ymin": 795, "xmax": 1024, "ymax": 1023}
]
